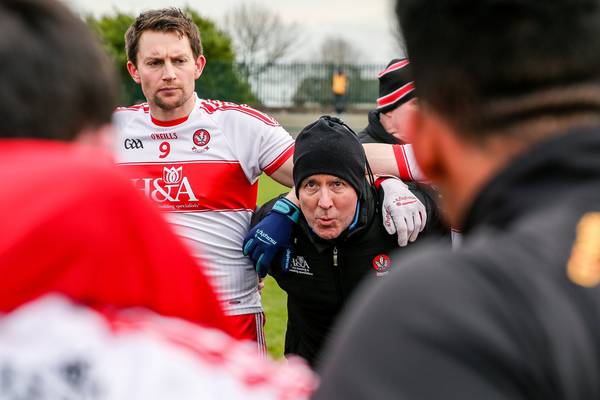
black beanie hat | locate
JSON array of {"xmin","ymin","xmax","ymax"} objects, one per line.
[
  {"xmin": 376, "ymin": 58, "xmax": 415, "ymax": 114},
  {"xmin": 293, "ymin": 116, "xmax": 367, "ymax": 200}
]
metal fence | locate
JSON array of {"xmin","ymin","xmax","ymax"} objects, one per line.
[
  {"xmin": 119, "ymin": 61, "xmax": 387, "ymax": 111},
  {"xmin": 231, "ymin": 62, "xmax": 387, "ymax": 110}
]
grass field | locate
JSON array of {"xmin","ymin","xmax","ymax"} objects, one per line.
[
  {"xmin": 256, "ymin": 174, "xmax": 290, "ymax": 358},
  {"xmin": 261, "ymin": 276, "xmax": 288, "ymax": 358}
]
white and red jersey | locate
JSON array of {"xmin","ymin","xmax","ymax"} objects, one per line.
[
  {"xmin": 0, "ymin": 296, "xmax": 317, "ymax": 400},
  {"xmin": 0, "ymin": 139, "xmax": 229, "ymax": 334},
  {"xmin": 113, "ymin": 94, "xmax": 294, "ymax": 315}
]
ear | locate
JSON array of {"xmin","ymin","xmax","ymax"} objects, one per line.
[
  {"xmin": 194, "ymin": 55, "xmax": 206, "ymax": 80},
  {"xmin": 405, "ymin": 105, "xmax": 447, "ymax": 183},
  {"xmin": 127, "ymin": 60, "xmax": 141, "ymax": 84}
]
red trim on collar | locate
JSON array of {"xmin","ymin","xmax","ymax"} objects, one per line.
[{"xmin": 151, "ymin": 115, "xmax": 190, "ymax": 127}]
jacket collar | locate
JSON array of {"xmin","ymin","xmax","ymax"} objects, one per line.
[
  {"xmin": 461, "ymin": 126, "xmax": 600, "ymax": 234},
  {"xmin": 362, "ymin": 110, "xmax": 401, "ymax": 145}
]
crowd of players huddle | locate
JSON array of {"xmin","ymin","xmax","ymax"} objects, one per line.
[{"xmin": 2, "ymin": 0, "xmax": 600, "ymax": 399}]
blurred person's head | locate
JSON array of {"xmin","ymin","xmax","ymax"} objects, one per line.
[
  {"xmin": 293, "ymin": 117, "xmax": 366, "ymax": 240},
  {"xmin": 125, "ymin": 8, "xmax": 206, "ymax": 119},
  {"xmin": 377, "ymin": 58, "xmax": 417, "ymax": 143},
  {"xmin": 395, "ymin": 0, "xmax": 600, "ymax": 226},
  {"xmin": 0, "ymin": 0, "xmax": 118, "ymax": 142}
]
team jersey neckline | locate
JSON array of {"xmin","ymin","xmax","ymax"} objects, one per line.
[
  {"xmin": 149, "ymin": 93, "xmax": 199, "ymax": 127},
  {"xmin": 151, "ymin": 114, "xmax": 190, "ymax": 127}
]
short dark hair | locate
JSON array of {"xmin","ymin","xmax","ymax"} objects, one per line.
[
  {"xmin": 0, "ymin": 0, "xmax": 118, "ymax": 141},
  {"xmin": 125, "ymin": 8, "xmax": 202, "ymax": 66},
  {"xmin": 396, "ymin": 0, "xmax": 600, "ymax": 139}
]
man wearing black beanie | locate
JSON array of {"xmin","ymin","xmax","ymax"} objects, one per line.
[
  {"xmin": 293, "ymin": 117, "xmax": 368, "ymax": 203},
  {"xmin": 249, "ymin": 116, "xmax": 449, "ymax": 366}
]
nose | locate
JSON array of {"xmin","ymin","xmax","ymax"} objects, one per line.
[
  {"xmin": 162, "ymin": 61, "xmax": 177, "ymax": 80},
  {"xmin": 317, "ymin": 188, "xmax": 333, "ymax": 209}
]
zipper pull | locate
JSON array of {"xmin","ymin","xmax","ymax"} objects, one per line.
[{"xmin": 333, "ymin": 246, "xmax": 338, "ymax": 267}]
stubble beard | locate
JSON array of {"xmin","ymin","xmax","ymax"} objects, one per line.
[{"xmin": 153, "ymin": 90, "xmax": 188, "ymax": 111}]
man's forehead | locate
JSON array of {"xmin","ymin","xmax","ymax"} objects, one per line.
[
  {"xmin": 303, "ymin": 174, "xmax": 347, "ymax": 183},
  {"xmin": 138, "ymin": 30, "xmax": 193, "ymax": 56}
]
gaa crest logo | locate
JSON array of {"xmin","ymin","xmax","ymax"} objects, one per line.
[
  {"xmin": 372, "ymin": 254, "xmax": 392, "ymax": 276},
  {"xmin": 193, "ymin": 129, "xmax": 210, "ymax": 147},
  {"xmin": 124, "ymin": 138, "xmax": 143, "ymax": 150}
]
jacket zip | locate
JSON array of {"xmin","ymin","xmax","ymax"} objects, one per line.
[
  {"xmin": 333, "ymin": 246, "xmax": 338, "ymax": 267},
  {"xmin": 332, "ymin": 245, "xmax": 345, "ymax": 300}
]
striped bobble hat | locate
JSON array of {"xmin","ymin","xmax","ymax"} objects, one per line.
[{"xmin": 376, "ymin": 58, "xmax": 415, "ymax": 113}]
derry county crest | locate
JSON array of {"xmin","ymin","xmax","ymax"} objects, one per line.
[
  {"xmin": 372, "ymin": 254, "xmax": 392, "ymax": 276},
  {"xmin": 193, "ymin": 129, "xmax": 211, "ymax": 147}
]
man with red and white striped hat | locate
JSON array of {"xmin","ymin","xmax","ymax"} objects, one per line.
[
  {"xmin": 359, "ymin": 58, "xmax": 462, "ymax": 246},
  {"xmin": 359, "ymin": 58, "xmax": 416, "ymax": 145}
]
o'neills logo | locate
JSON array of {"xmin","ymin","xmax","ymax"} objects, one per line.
[
  {"xmin": 150, "ymin": 132, "xmax": 178, "ymax": 140},
  {"xmin": 132, "ymin": 165, "xmax": 198, "ymax": 203},
  {"xmin": 372, "ymin": 254, "xmax": 392, "ymax": 276}
]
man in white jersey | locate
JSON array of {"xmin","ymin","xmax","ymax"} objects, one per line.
[
  {"xmin": 0, "ymin": 1, "xmax": 317, "ymax": 397},
  {"xmin": 113, "ymin": 8, "xmax": 427, "ymax": 353}
]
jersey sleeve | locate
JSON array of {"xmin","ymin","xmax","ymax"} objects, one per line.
[
  {"xmin": 218, "ymin": 105, "xmax": 294, "ymax": 183},
  {"xmin": 393, "ymin": 143, "xmax": 426, "ymax": 182}
]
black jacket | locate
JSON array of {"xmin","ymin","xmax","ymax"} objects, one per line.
[
  {"xmin": 253, "ymin": 183, "xmax": 448, "ymax": 366},
  {"xmin": 357, "ymin": 110, "xmax": 400, "ymax": 144},
  {"xmin": 314, "ymin": 127, "xmax": 600, "ymax": 399}
]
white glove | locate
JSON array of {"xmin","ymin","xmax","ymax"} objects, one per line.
[{"xmin": 380, "ymin": 178, "xmax": 427, "ymax": 246}]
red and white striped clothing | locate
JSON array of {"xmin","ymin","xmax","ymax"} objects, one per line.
[
  {"xmin": 392, "ymin": 143, "xmax": 425, "ymax": 182},
  {"xmin": 113, "ymin": 95, "xmax": 294, "ymax": 316},
  {"xmin": 0, "ymin": 296, "xmax": 316, "ymax": 400},
  {"xmin": 228, "ymin": 312, "xmax": 268, "ymax": 357}
]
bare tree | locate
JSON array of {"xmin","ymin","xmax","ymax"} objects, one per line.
[
  {"xmin": 318, "ymin": 36, "xmax": 362, "ymax": 65},
  {"xmin": 223, "ymin": 2, "xmax": 300, "ymax": 79}
]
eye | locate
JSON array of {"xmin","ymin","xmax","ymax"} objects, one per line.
[
  {"xmin": 303, "ymin": 180, "xmax": 318, "ymax": 193},
  {"xmin": 331, "ymin": 180, "xmax": 346, "ymax": 191},
  {"xmin": 173, "ymin": 58, "xmax": 186, "ymax": 64},
  {"xmin": 146, "ymin": 59, "xmax": 162, "ymax": 67}
]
